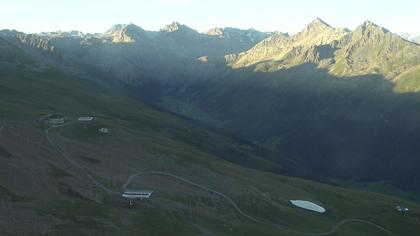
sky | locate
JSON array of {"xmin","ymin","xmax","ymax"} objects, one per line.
[{"xmin": 0, "ymin": 0, "xmax": 419, "ymax": 36}]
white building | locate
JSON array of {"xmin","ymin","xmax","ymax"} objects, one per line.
[
  {"xmin": 122, "ymin": 190, "xmax": 153, "ymax": 200},
  {"xmin": 78, "ymin": 116, "xmax": 95, "ymax": 123},
  {"xmin": 122, "ymin": 190, "xmax": 153, "ymax": 207}
]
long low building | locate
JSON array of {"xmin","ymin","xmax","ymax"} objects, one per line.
[
  {"xmin": 122, "ymin": 190, "xmax": 153, "ymax": 200},
  {"xmin": 78, "ymin": 116, "xmax": 95, "ymax": 122}
]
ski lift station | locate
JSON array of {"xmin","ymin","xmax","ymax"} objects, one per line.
[
  {"xmin": 122, "ymin": 190, "xmax": 153, "ymax": 206},
  {"xmin": 122, "ymin": 190, "xmax": 153, "ymax": 200},
  {"xmin": 78, "ymin": 116, "xmax": 95, "ymax": 123}
]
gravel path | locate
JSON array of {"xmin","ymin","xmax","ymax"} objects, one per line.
[
  {"xmin": 123, "ymin": 171, "xmax": 264, "ymax": 223},
  {"xmin": 276, "ymin": 218, "xmax": 398, "ymax": 236},
  {"xmin": 45, "ymin": 122, "xmax": 117, "ymax": 194}
]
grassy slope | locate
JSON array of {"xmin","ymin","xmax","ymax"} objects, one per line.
[
  {"xmin": 0, "ymin": 65, "xmax": 275, "ymax": 170},
  {"xmin": 34, "ymin": 118, "xmax": 420, "ymax": 236},
  {"xmin": 0, "ymin": 66, "xmax": 420, "ymax": 235}
]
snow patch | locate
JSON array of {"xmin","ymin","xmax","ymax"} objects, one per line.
[{"xmin": 290, "ymin": 200, "xmax": 326, "ymax": 213}]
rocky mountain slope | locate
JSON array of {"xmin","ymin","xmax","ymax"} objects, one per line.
[
  {"xmin": 331, "ymin": 21, "xmax": 420, "ymax": 78},
  {"xmin": 230, "ymin": 19, "xmax": 420, "ymax": 80}
]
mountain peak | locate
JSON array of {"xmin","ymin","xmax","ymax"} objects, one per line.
[
  {"xmin": 300, "ymin": 18, "xmax": 333, "ymax": 35},
  {"xmin": 105, "ymin": 24, "xmax": 127, "ymax": 33},
  {"xmin": 105, "ymin": 24, "xmax": 143, "ymax": 34},
  {"xmin": 103, "ymin": 23, "xmax": 146, "ymax": 43},
  {"xmin": 307, "ymin": 18, "xmax": 331, "ymax": 29},
  {"xmin": 357, "ymin": 20, "xmax": 389, "ymax": 34},
  {"xmin": 161, "ymin": 22, "xmax": 189, "ymax": 32},
  {"xmin": 205, "ymin": 27, "xmax": 224, "ymax": 36},
  {"xmin": 362, "ymin": 20, "xmax": 376, "ymax": 27},
  {"xmin": 311, "ymin": 17, "xmax": 330, "ymax": 26},
  {"xmin": 294, "ymin": 17, "xmax": 341, "ymax": 40},
  {"xmin": 361, "ymin": 20, "xmax": 379, "ymax": 29}
]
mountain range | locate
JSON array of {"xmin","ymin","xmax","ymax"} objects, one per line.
[
  {"xmin": 1, "ymin": 22, "xmax": 270, "ymax": 87},
  {"xmin": 1, "ymin": 18, "xmax": 420, "ymax": 235},
  {"xmin": 3, "ymin": 19, "xmax": 419, "ymax": 85}
]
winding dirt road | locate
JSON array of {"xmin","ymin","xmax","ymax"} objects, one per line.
[
  {"xmin": 123, "ymin": 171, "xmax": 264, "ymax": 223},
  {"xmin": 276, "ymin": 218, "xmax": 397, "ymax": 236},
  {"xmin": 45, "ymin": 122, "xmax": 117, "ymax": 194}
]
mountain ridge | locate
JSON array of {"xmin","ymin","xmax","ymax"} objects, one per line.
[
  {"xmin": 2, "ymin": 18, "xmax": 420, "ymax": 85},
  {"xmin": 231, "ymin": 18, "xmax": 349, "ymax": 69},
  {"xmin": 2, "ymin": 18, "xmax": 420, "ymax": 86},
  {"xmin": 229, "ymin": 18, "xmax": 420, "ymax": 79}
]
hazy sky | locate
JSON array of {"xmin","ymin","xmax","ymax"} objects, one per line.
[{"xmin": 0, "ymin": 0, "xmax": 419, "ymax": 35}]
